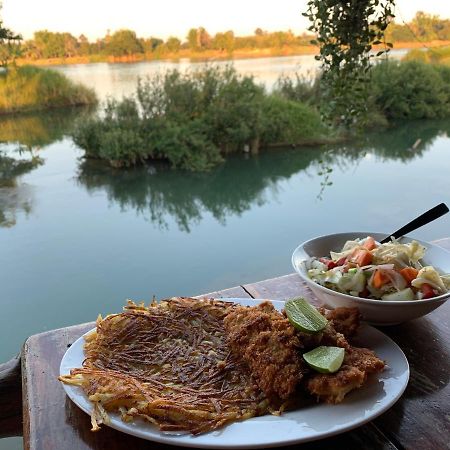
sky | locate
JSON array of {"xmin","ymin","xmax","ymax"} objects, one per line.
[{"xmin": 2, "ymin": 0, "xmax": 450, "ymax": 41}]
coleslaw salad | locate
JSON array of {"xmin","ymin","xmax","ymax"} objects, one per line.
[{"xmin": 306, "ymin": 236, "xmax": 450, "ymax": 301}]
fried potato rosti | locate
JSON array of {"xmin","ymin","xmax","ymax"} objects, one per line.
[{"xmin": 59, "ymin": 298, "xmax": 276, "ymax": 435}]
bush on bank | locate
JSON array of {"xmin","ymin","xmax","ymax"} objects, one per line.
[
  {"xmin": 73, "ymin": 66, "xmax": 327, "ymax": 171},
  {"xmin": 0, "ymin": 66, "xmax": 97, "ymax": 114},
  {"xmin": 72, "ymin": 60, "xmax": 450, "ymax": 171},
  {"xmin": 274, "ymin": 60, "xmax": 450, "ymax": 122},
  {"xmin": 370, "ymin": 60, "xmax": 450, "ymax": 120}
]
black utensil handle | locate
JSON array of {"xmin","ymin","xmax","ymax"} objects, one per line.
[{"xmin": 380, "ymin": 203, "xmax": 449, "ymax": 244}]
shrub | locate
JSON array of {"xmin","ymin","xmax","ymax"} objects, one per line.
[
  {"xmin": 73, "ymin": 66, "xmax": 328, "ymax": 171},
  {"xmin": 371, "ymin": 60, "xmax": 450, "ymax": 119},
  {"xmin": 273, "ymin": 73, "xmax": 320, "ymax": 105},
  {"xmin": 260, "ymin": 95, "xmax": 326, "ymax": 144}
]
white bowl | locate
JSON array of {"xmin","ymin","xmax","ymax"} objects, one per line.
[{"xmin": 292, "ymin": 232, "xmax": 450, "ymax": 325}]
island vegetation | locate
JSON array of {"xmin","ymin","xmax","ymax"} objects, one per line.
[
  {"xmin": 72, "ymin": 66, "xmax": 328, "ymax": 171},
  {"xmin": 72, "ymin": 60, "xmax": 450, "ymax": 171}
]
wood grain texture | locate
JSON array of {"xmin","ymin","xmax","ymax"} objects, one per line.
[
  {"xmin": 195, "ymin": 284, "xmax": 251, "ymax": 299},
  {"xmin": 242, "ymin": 273, "xmax": 321, "ymax": 305},
  {"xmin": 372, "ymin": 301, "xmax": 450, "ymax": 450},
  {"xmin": 0, "ymin": 355, "xmax": 22, "ymax": 438}
]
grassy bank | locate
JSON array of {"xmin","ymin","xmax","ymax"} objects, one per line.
[{"xmin": 0, "ymin": 66, "xmax": 97, "ymax": 115}]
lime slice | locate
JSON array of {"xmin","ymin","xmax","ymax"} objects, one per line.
[
  {"xmin": 285, "ymin": 298, "xmax": 328, "ymax": 334},
  {"xmin": 303, "ymin": 346, "xmax": 345, "ymax": 373}
]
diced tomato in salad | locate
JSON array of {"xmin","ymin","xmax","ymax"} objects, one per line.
[
  {"xmin": 420, "ymin": 283, "xmax": 436, "ymax": 299},
  {"xmin": 306, "ymin": 236, "xmax": 449, "ymax": 301}
]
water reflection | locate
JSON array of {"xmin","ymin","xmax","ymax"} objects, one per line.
[
  {"xmin": 77, "ymin": 120, "xmax": 447, "ymax": 232},
  {"xmin": 0, "ymin": 107, "xmax": 94, "ymax": 149},
  {"xmin": 362, "ymin": 119, "xmax": 450, "ymax": 161},
  {"xmin": 0, "ymin": 152, "xmax": 41, "ymax": 226},
  {"xmin": 0, "ymin": 107, "xmax": 93, "ymax": 227},
  {"xmin": 77, "ymin": 148, "xmax": 322, "ymax": 232}
]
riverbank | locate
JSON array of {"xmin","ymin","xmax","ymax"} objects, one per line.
[
  {"xmin": 15, "ymin": 41, "xmax": 450, "ymax": 67},
  {"xmin": 0, "ymin": 66, "xmax": 97, "ymax": 115}
]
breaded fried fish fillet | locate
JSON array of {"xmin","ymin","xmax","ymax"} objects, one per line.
[
  {"xmin": 223, "ymin": 301, "xmax": 305, "ymax": 401},
  {"xmin": 306, "ymin": 346, "xmax": 385, "ymax": 403},
  {"xmin": 323, "ymin": 307, "xmax": 361, "ymax": 337}
]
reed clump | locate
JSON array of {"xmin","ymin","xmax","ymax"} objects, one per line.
[{"xmin": 0, "ymin": 66, "xmax": 97, "ymax": 114}]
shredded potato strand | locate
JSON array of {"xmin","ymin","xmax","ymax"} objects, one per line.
[{"xmin": 60, "ymin": 298, "xmax": 274, "ymax": 435}]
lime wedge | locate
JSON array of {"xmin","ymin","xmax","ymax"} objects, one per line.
[
  {"xmin": 303, "ymin": 346, "xmax": 345, "ymax": 373},
  {"xmin": 285, "ymin": 298, "xmax": 328, "ymax": 334}
]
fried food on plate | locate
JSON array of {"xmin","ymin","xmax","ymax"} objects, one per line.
[
  {"xmin": 306, "ymin": 346, "xmax": 385, "ymax": 403},
  {"xmin": 59, "ymin": 298, "xmax": 385, "ymax": 435},
  {"xmin": 59, "ymin": 298, "xmax": 275, "ymax": 435},
  {"xmin": 223, "ymin": 301, "xmax": 305, "ymax": 401},
  {"xmin": 323, "ymin": 307, "xmax": 361, "ymax": 338}
]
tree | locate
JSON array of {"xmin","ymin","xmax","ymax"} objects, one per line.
[
  {"xmin": 63, "ymin": 33, "xmax": 78, "ymax": 57},
  {"xmin": 303, "ymin": 0, "xmax": 395, "ymax": 128},
  {"xmin": 187, "ymin": 28, "xmax": 199, "ymax": 50},
  {"xmin": 143, "ymin": 37, "xmax": 164, "ymax": 53},
  {"xmin": 78, "ymin": 34, "xmax": 90, "ymax": 56},
  {"xmin": 212, "ymin": 32, "xmax": 226, "ymax": 50},
  {"xmin": 33, "ymin": 30, "xmax": 65, "ymax": 58},
  {"xmin": 166, "ymin": 36, "xmax": 181, "ymax": 53},
  {"xmin": 106, "ymin": 29, "xmax": 143, "ymax": 56},
  {"xmin": 187, "ymin": 27, "xmax": 210, "ymax": 51},
  {"xmin": 0, "ymin": 2, "xmax": 22, "ymax": 67},
  {"xmin": 411, "ymin": 11, "xmax": 443, "ymax": 41},
  {"xmin": 198, "ymin": 27, "xmax": 211, "ymax": 49}
]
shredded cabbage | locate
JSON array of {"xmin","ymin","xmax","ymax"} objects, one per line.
[
  {"xmin": 372, "ymin": 239, "xmax": 426, "ymax": 267},
  {"xmin": 411, "ymin": 266, "xmax": 447, "ymax": 293}
]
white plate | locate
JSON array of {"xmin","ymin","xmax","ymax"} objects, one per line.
[{"xmin": 60, "ymin": 298, "xmax": 409, "ymax": 449}]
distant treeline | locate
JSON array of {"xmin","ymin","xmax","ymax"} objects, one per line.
[
  {"xmin": 20, "ymin": 28, "xmax": 312, "ymax": 60},
  {"xmin": 17, "ymin": 12, "xmax": 450, "ymax": 61}
]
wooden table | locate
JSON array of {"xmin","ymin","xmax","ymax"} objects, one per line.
[{"xmin": 1, "ymin": 239, "xmax": 450, "ymax": 450}]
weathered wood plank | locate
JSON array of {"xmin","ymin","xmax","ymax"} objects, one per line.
[
  {"xmin": 372, "ymin": 300, "xmax": 450, "ymax": 450},
  {"xmin": 0, "ymin": 355, "xmax": 22, "ymax": 438},
  {"xmin": 242, "ymin": 272, "xmax": 320, "ymax": 303},
  {"xmin": 196, "ymin": 284, "xmax": 252, "ymax": 299}
]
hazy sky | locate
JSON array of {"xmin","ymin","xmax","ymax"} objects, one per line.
[{"xmin": 3, "ymin": 0, "xmax": 450, "ymax": 41}]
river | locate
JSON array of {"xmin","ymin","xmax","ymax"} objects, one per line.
[{"xmin": 0, "ymin": 53, "xmax": 449, "ymax": 449}]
